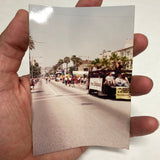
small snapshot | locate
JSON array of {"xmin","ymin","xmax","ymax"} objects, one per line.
[{"xmin": 29, "ymin": 5, "xmax": 134, "ymax": 156}]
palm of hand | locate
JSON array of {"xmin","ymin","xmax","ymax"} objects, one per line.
[
  {"xmin": 1, "ymin": 75, "xmax": 85, "ymax": 160},
  {"xmin": 0, "ymin": 1, "xmax": 158, "ymax": 160},
  {"xmin": 0, "ymin": 73, "xmax": 32, "ymax": 160},
  {"xmin": 0, "ymin": 8, "xmax": 89, "ymax": 160}
]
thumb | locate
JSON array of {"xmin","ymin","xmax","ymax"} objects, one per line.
[{"xmin": 0, "ymin": 9, "xmax": 29, "ymax": 73}]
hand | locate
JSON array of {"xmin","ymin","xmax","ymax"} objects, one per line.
[{"xmin": 0, "ymin": 0, "xmax": 158, "ymax": 160}]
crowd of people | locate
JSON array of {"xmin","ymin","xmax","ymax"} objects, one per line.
[
  {"xmin": 30, "ymin": 72, "xmax": 129, "ymax": 91},
  {"xmin": 101, "ymin": 72, "xmax": 130, "ymax": 98},
  {"xmin": 56, "ymin": 75, "xmax": 88, "ymax": 87},
  {"xmin": 30, "ymin": 75, "xmax": 88, "ymax": 90},
  {"xmin": 104, "ymin": 72, "xmax": 129, "ymax": 87}
]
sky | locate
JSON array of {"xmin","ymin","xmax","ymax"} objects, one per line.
[{"xmin": 29, "ymin": 5, "xmax": 134, "ymax": 68}]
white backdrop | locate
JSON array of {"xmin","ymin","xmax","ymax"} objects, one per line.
[{"xmin": 0, "ymin": 0, "xmax": 159, "ymax": 160}]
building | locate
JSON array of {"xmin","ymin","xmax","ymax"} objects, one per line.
[
  {"xmin": 98, "ymin": 39, "xmax": 133, "ymax": 70},
  {"xmin": 78, "ymin": 60, "xmax": 91, "ymax": 71},
  {"xmin": 112, "ymin": 46, "xmax": 133, "ymax": 59},
  {"xmin": 99, "ymin": 50, "xmax": 112, "ymax": 59},
  {"xmin": 72, "ymin": 60, "xmax": 91, "ymax": 76}
]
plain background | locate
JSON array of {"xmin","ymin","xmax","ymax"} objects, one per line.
[{"xmin": 0, "ymin": 0, "xmax": 159, "ymax": 160}]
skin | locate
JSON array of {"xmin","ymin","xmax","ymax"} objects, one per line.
[{"xmin": 0, "ymin": 0, "xmax": 158, "ymax": 160}]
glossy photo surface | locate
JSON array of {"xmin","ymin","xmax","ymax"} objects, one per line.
[{"xmin": 29, "ymin": 5, "xmax": 134, "ymax": 156}]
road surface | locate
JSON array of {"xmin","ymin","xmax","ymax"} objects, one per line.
[{"xmin": 31, "ymin": 79, "xmax": 130, "ymax": 156}]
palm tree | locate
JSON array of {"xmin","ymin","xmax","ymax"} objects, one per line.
[
  {"xmin": 110, "ymin": 53, "xmax": 120, "ymax": 69},
  {"xmin": 101, "ymin": 58, "xmax": 110, "ymax": 69},
  {"xmin": 75, "ymin": 57, "xmax": 83, "ymax": 70},
  {"xmin": 94, "ymin": 58, "xmax": 101, "ymax": 66},
  {"xmin": 57, "ymin": 59, "xmax": 64, "ymax": 71},
  {"xmin": 71, "ymin": 55, "xmax": 77, "ymax": 66},
  {"xmin": 120, "ymin": 56, "xmax": 130, "ymax": 69},
  {"xmin": 90, "ymin": 60, "xmax": 96, "ymax": 67},
  {"xmin": 30, "ymin": 61, "xmax": 41, "ymax": 78},
  {"xmin": 71, "ymin": 55, "xmax": 82, "ymax": 71},
  {"xmin": 89, "ymin": 58, "xmax": 102, "ymax": 70},
  {"xmin": 29, "ymin": 35, "xmax": 35, "ymax": 78},
  {"xmin": 29, "ymin": 36, "xmax": 35, "ymax": 50},
  {"xmin": 52, "ymin": 64, "xmax": 58, "ymax": 73},
  {"xmin": 64, "ymin": 56, "xmax": 70, "ymax": 73}
]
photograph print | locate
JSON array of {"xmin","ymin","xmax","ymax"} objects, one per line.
[{"xmin": 29, "ymin": 5, "xmax": 134, "ymax": 156}]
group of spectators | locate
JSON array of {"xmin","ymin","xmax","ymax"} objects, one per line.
[
  {"xmin": 55, "ymin": 75, "xmax": 88, "ymax": 87},
  {"xmin": 104, "ymin": 72, "xmax": 129, "ymax": 87}
]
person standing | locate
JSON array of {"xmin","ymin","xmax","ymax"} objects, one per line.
[
  {"xmin": 71, "ymin": 76, "xmax": 75, "ymax": 87},
  {"xmin": 30, "ymin": 78, "xmax": 35, "ymax": 89},
  {"xmin": 65, "ymin": 76, "xmax": 68, "ymax": 86},
  {"xmin": 69, "ymin": 76, "xmax": 72, "ymax": 87}
]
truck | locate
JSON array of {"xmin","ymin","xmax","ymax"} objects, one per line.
[{"xmin": 88, "ymin": 69, "xmax": 132, "ymax": 100}]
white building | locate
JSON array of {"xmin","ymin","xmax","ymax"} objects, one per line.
[
  {"xmin": 99, "ymin": 50, "xmax": 112, "ymax": 59},
  {"xmin": 99, "ymin": 39, "xmax": 133, "ymax": 60},
  {"xmin": 98, "ymin": 39, "xmax": 133, "ymax": 70}
]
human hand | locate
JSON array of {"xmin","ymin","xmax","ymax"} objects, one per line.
[{"xmin": 0, "ymin": 0, "xmax": 158, "ymax": 160}]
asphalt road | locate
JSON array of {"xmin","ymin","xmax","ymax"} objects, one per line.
[{"xmin": 32, "ymin": 79, "xmax": 131, "ymax": 156}]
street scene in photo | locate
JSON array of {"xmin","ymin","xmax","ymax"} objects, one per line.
[{"xmin": 29, "ymin": 5, "xmax": 134, "ymax": 156}]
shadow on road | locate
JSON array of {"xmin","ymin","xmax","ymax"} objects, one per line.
[
  {"xmin": 31, "ymin": 90, "xmax": 44, "ymax": 94},
  {"xmin": 81, "ymin": 103, "xmax": 94, "ymax": 105}
]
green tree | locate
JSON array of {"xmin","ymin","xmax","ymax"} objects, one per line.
[
  {"xmin": 29, "ymin": 35, "xmax": 35, "ymax": 50},
  {"xmin": 120, "ymin": 56, "xmax": 130, "ymax": 69},
  {"xmin": 75, "ymin": 57, "xmax": 83, "ymax": 70},
  {"xmin": 90, "ymin": 60, "xmax": 96, "ymax": 68},
  {"xmin": 110, "ymin": 53, "xmax": 120, "ymax": 69},
  {"xmin": 100, "ymin": 58, "xmax": 110, "ymax": 69},
  {"xmin": 71, "ymin": 55, "xmax": 82, "ymax": 71},
  {"xmin": 69, "ymin": 66, "xmax": 76, "ymax": 75},
  {"xmin": 71, "ymin": 55, "xmax": 77, "ymax": 66},
  {"xmin": 94, "ymin": 58, "xmax": 101, "ymax": 67},
  {"xmin": 30, "ymin": 61, "xmax": 41, "ymax": 78},
  {"xmin": 64, "ymin": 56, "xmax": 70, "ymax": 73},
  {"xmin": 52, "ymin": 64, "xmax": 58, "ymax": 73},
  {"xmin": 90, "ymin": 58, "xmax": 101, "ymax": 68},
  {"xmin": 57, "ymin": 59, "xmax": 64, "ymax": 70}
]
